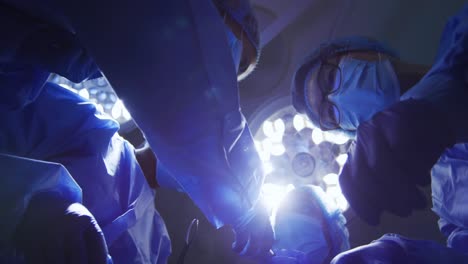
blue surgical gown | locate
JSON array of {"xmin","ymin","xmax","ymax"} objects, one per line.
[
  {"xmin": 0, "ymin": 0, "xmax": 265, "ymax": 260},
  {"xmin": 401, "ymin": 5, "xmax": 468, "ymax": 248},
  {"xmin": 0, "ymin": 83, "xmax": 171, "ymax": 263},
  {"xmin": 339, "ymin": 4, "xmax": 468, "ymax": 225}
]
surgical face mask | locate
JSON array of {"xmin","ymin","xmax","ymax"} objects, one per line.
[
  {"xmin": 274, "ymin": 212, "xmax": 330, "ymax": 264},
  {"xmin": 328, "ymin": 57, "xmax": 400, "ymax": 130},
  {"xmin": 224, "ymin": 26, "xmax": 243, "ymax": 73}
]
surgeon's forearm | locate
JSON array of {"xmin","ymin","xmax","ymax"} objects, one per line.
[{"xmin": 56, "ymin": 0, "xmax": 260, "ymax": 228}]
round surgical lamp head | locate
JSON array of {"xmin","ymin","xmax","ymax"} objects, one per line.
[
  {"xmin": 291, "ymin": 152, "xmax": 316, "ymax": 178},
  {"xmin": 250, "ymin": 96, "xmax": 352, "ymax": 212}
]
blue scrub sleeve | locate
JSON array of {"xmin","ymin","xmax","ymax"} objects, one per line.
[
  {"xmin": 58, "ymin": 0, "xmax": 264, "ymax": 228},
  {"xmin": 339, "ymin": 99, "xmax": 456, "ymax": 225},
  {"xmin": 0, "ymin": 154, "xmax": 82, "ymax": 244}
]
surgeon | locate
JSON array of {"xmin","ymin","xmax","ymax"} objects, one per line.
[
  {"xmin": 0, "ymin": 0, "xmax": 274, "ymax": 262},
  {"xmin": 270, "ymin": 185, "xmax": 350, "ymax": 264},
  {"xmin": 0, "ymin": 82, "xmax": 171, "ymax": 264},
  {"xmin": 292, "ymin": 4, "xmax": 468, "ymax": 226}
]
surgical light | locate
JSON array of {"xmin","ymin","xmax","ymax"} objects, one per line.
[
  {"xmin": 270, "ymin": 143, "xmax": 286, "ymax": 156},
  {"xmin": 50, "ymin": 75, "xmax": 133, "ymax": 124},
  {"xmin": 273, "ymin": 118, "xmax": 285, "ymax": 134},
  {"xmin": 335, "ymin": 195, "xmax": 349, "ymax": 212},
  {"xmin": 335, "ymin": 154, "xmax": 348, "ymax": 166},
  {"xmin": 250, "ymin": 99, "xmax": 351, "ymax": 212},
  {"xmin": 96, "ymin": 104, "xmax": 105, "ymax": 113},
  {"xmin": 324, "ymin": 131, "xmax": 350, "ymax": 145},
  {"xmin": 323, "ymin": 173, "xmax": 339, "ymax": 185},
  {"xmin": 78, "ymin": 88, "xmax": 90, "ymax": 100},
  {"xmin": 311, "ymin": 129, "xmax": 324, "ymax": 145},
  {"xmin": 263, "ymin": 120, "xmax": 275, "ymax": 138},
  {"xmin": 261, "ymin": 183, "xmax": 295, "ymax": 226},
  {"xmin": 263, "ymin": 162, "xmax": 274, "ymax": 175},
  {"xmin": 293, "ymin": 114, "xmax": 306, "ymax": 132},
  {"xmin": 111, "ymin": 101, "xmax": 122, "ymax": 119},
  {"xmin": 262, "ymin": 138, "xmax": 273, "ymax": 154},
  {"xmin": 58, "ymin": 83, "xmax": 77, "ymax": 93},
  {"xmin": 263, "ymin": 119, "xmax": 285, "ymax": 142}
]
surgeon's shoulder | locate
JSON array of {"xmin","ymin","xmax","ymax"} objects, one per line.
[{"xmin": 429, "ymin": 4, "xmax": 468, "ymax": 80}]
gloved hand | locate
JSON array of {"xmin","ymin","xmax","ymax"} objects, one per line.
[
  {"xmin": 339, "ymin": 99, "xmax": 456, "ymax": 225},
  {"xmin": 330, "ymin": 239, "xmax": 407, "ymax": 264},
  {"xmin": 232, "ymin": 203, "xmax": 275, "ymax": 259},
  {"xmin": 14, "ymin": 193, "xmax": 111, "ymax": 264},
  {"xmin": 331, "ymin": 234, "xmax": 468, "ymax": 264}
]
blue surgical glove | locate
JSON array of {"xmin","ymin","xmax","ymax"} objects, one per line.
[
  {"xmin": 14, "ymin": 193, "xmax": 111, "ymax": 264},
  {"xmin": 232, "ymin": 203, "xmax": 274, "ymax": 259}
]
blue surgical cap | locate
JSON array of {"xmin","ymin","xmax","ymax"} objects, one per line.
[
  {"xmin": 291, "ymin": 36, "xmax": 398, "ymax": 135},
  {"xmin": 212, "ymin": 0, "xmax": 260, "ymax": 79}
]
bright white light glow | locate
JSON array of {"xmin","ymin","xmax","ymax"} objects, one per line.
[
  {"xmin": 255, "ymin": 140, "xmax": 270, "ymax": 161},
  {"xmin": 323, "ymin": 173, "xmax": 339, "ymax": 185},
  {"xmin": 270, "ymin": 143, "xmax": 286, "ymax": 156},
  {"xmin": 122, "ymin": 103, "xmax": 132, "ymax": 120},
  {"xmin": 262, "ymin": 138, "xmax": 273, "ymax": 154},
  {"xmin": 293, "ymin": 114, "xmax": 305, "ymax": 132},
  {"xmin": 261, "ymin": 183, "xmax": 293, "ymax": 226},
  {"xmin": 259, "ymin": 151, "xmax": 271, "ymax": 162},
  {"xmin": 325, "ymin": 185, "xmax": 349, "ymax": 211},
  {"xmin": 327, "ymin": 186, "xmax": 342, "ymax": 198},
  {"xmin": 263, "ymin": 162, "xmax": 274, "ymax": 175},
  {"xmin": 273, "ymin": 118, "xmax": 285, "ymax": 135},
  {"xmin": 254, "ymin": 140, "xmax": 262, "ymax": 151},
  {"xmin": 336, "ymin": 195, "xmax": 349, "ymax": 211},
  {"xmin": 58, "ymin": 83, "xmax": 77, "ymax": 93},
  {"xmin": 324, "ymin": 131, "xmax": 350, "ymax": 145},
  {"xmin": 305, "ymin": 119, "xmax": 315, "ymax": 129},
  {"xmin": 336, "ymin": 154, "xmax": 348, "ymax": 166},
  {"xmin": 263, "ymin": 120, "xmax": 274, "ymax": 138},
  {"xmin": 95, "ymin": 104, "xmax": 104, "ymax": 113},
  {"xmin": 311, "ymin": 129, "xmax": 324, "ymax": 145},
  {"xmin": 263, "ymin": 119, "xmax": 285, "ymax": 142},
  {"xmin": 286, "ymin": 184, "xmax": 295, "ymax": 193},
  {"xmin": 261, "ymin": 183, "xmax": 288, "ymax": 211},
  {"xmin": 78, "ymin": 88, "xmax": 90, "ymax": 99},
  {"xmin": 112, "ymin": 100, "xmax": 123, "ymax": 119}
]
